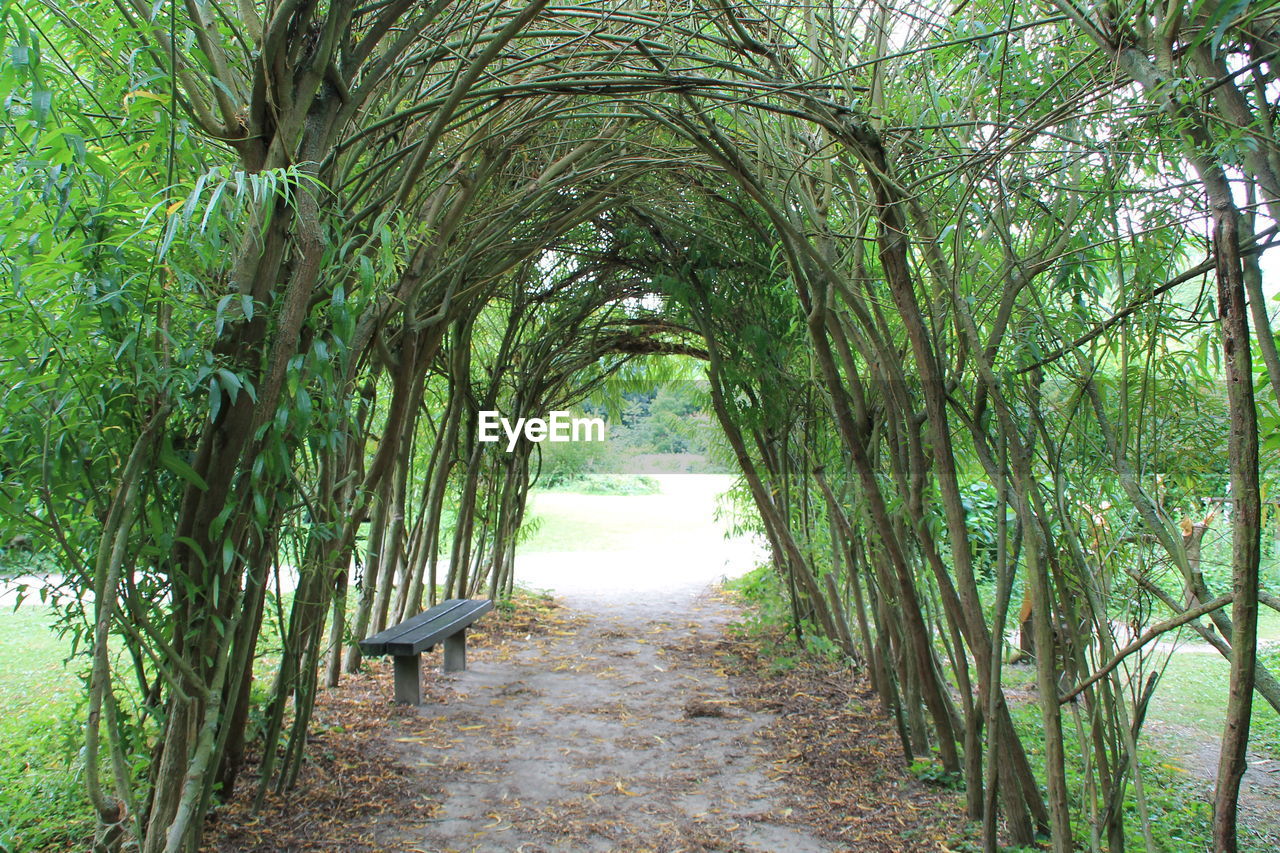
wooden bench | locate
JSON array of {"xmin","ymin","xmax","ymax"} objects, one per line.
[{"xmin": 359, "ymin": 598, "xmax": 494, "ymax": 704}]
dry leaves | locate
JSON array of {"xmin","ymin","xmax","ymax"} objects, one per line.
[{"xmin": 697, "ymin": 610, "xmax": 973, "ymax": 851}]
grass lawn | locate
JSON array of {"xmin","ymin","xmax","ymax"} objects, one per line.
[
  {"xmin": 0, "ymin": 605, "xmax": 81, "ymax": 719},
  {"xmin": 1147, "ymin": 605, "xmax": 1280, "ymax": 759},
  {"xmin": 518, "ymin": 473, "xmax": 742, "ymax": 554},
  {"xmin": 997, "ymin": 606, "xmax": 1280, "ymax": 761},
  {"xmin": 994, "ymin": 604, "xmax": 1280, "ymax": 851},
  {"xmin": 0, "ymin": 605, "xmax": 91, "ymax": 852}
]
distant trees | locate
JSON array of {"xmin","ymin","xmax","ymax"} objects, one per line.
[{"xmin": 600, "ymin": 385, "xmax": 717, "ymax": 457}]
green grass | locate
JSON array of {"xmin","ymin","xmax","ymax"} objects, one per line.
[
  {"xmin": 518, "ymin": 473, "xmax": 738, "ymax": 553},
  {"xmin": 993, "ymin": 638, "xmax": 1280, "ymax": 850},
  {"xmin": 0, "ymin": 605, "xmax": 91, "ymax": 852},
  {"xmin": 0, "ymin": 589, "xmax": 303, "ymax": 852},
  {"xmin": 517, "ymin": 497, "xmax": 658, "ymax": 552},
  {"xmin": 1148, "ymin": 649, "xmax": 1280, "ymax": 760},
  {"xmin": 1145, "ymin": 605, "xmax": 1280, "ymax": 761},
  {"xmin": 988, "ymin": 612, "xmax": 1280, "ymax": 851},
  {"xmin": 0, "ymin": 606, "xmax": 80, "ymax": 714},
  {"xmin": 1005, "ymin": 699, "xmax": 1218, "ymax": 853}
]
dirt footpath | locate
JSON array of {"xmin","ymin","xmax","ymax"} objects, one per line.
[
  {"xmin": 379, "ymin": 588, "xmax": 834, "ymax": 853},
  {"xmin": 1146, "ymin": 718, "xmax": 1280, "ymax": 849}
]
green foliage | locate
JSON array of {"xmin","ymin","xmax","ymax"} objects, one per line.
[
  {"xmin": 1005, "ymin": 690, "xmax": 1222, "ymax": 851},
  {"xmin": 959, "ymin": 480, "xmax": 1003, "ymax": 578},
  {"xmin": 548, "ymin": 474, "xmax": 660, "ymax": 496},
  {"xmin": 908, "ymin": 757, "xmax": 964, "ymax": 789},
  {"xmin": 725, "ymin": 565, "xmax": 845, "ymax": 671},
  {"xmin": 724, "ymin": 565, "xmax": 791, "ymax": 630},
  {"xmin": 609, "ymin": 384, "xmax": 716, "ymax": 455},
  {"xmin": 0, "ymin": 734, "xmax": 91, "ymax": 853},
  {"xmin": 3, "ymin": 0, "xmax": 1280, "ymax": 849},
  {"xmin": 801, "ymin": 631, "xmax": 844, "ymax": 663},
  {"xmin": 533, "ymin": 427, "xmax": 609, "ymax": 487},
  {"xmin": 0, "ymin": 549, "xmax": 57, "ymax": 579}
]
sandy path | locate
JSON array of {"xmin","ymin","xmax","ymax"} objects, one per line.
[
  {"xmin": 380, "ymin": 585, "xmax": 832, "ymax": 852},
  {"xmin": 377, "ymin": 477, "xmax": 831, "ymax": 851}
]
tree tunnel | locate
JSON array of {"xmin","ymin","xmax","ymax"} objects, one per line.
[{"xmin": 5, "ymin": 1, "xmax": 1280, "ymax": 851}]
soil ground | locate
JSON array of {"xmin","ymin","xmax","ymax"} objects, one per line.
[
  {"xmin": 201, "ymin": 476, "xmax": 963, "ymax": 851},
  {"xmin": 359, "ymin": 586, "xmax": 964, "ymax": 852},
  {"xmin": 362, "ymin": 475, "xmax": 950, "ymax": 851},
  {"xmin": 377, "ymin": 587, "xmax": 837, "ymax": 852}
]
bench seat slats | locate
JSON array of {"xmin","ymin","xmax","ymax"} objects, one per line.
[
  {"xmin": 386, "ymin": 599, "xmax": 493, "ymax": 655},
  {"xmin": 359, "ymin": 598, "xmax": 493, "ymax": 657},
  {"xmin": 359, "ymin": 599, "xmax": 471, "ymax": 655}
]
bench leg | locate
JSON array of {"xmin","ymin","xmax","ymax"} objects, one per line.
[
  {"xmin": 443, "ymin": 629, "xmax": 467, "ymax": 673},
  {"xmin": 392, "ymin": 654, "xmax": 421, "ymax": 704}
]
